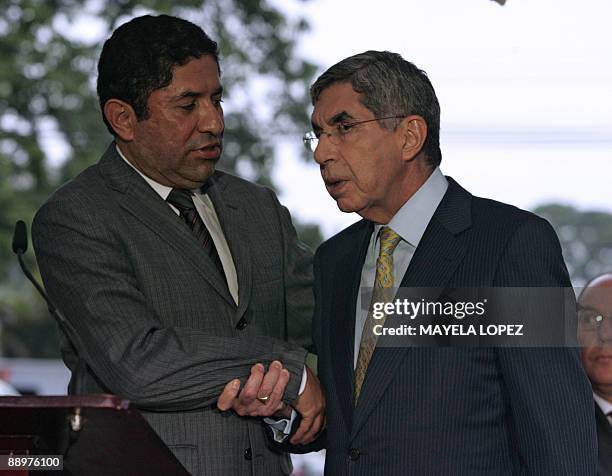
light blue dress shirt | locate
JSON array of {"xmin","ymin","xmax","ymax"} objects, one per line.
[{"xmin": 354, "ymin": 167, "xmax": 448, "ymax": 368}]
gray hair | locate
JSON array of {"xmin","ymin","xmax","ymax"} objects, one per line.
[{"xmin": 310, "ymin": 51, "xmax": 442, "ymax": 166}]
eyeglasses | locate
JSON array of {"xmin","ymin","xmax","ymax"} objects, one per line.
[
  {"xmin": 577, "ymin": 304, "xmax": 612, "ymax": 332},
  {"xmin": 303, "ymin": 115, "xmax": 407, "ymax": 152}
]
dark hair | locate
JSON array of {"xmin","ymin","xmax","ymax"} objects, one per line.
[
  {"xmin": 97, "ymin": 14, "xmax": 219, "ymax": 135},
  {"xmin": 310, "ymin": 51, "xmax": 442, "ymax": 167}
]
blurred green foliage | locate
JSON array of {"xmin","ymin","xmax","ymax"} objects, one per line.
[
  {"xmin": 3, "ymin": 1, "xmax": 608, "ymax": 359},
  {"xmin": 535, "ymin": 204, "xmax": 612, "ymax": 287},
  {"xmin": 0, "ymin": 0, "xmax": 322, "ymax": 357}
]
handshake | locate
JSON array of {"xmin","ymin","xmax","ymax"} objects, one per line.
[{"xmin": 217, "ymin": 361, "xmax": 325, "ymax": 445}]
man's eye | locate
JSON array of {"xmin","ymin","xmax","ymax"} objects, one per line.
[
  {"xmin": 337, "ymin": 122, "xmax": 355, "ymax": 134},
  {"xmin": 180, "ymin": 103, "xmax": 196, "ymax": 111},
  {"xmin": 213, "ymin": 98, "xmax": 224, "ymax": 107}
]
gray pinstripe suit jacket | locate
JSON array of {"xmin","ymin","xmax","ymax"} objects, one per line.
[
  {"xmin": 32, "ymin": 144, "xmax": 314, "ymax": 475},
  {"xmin": 313, "ymin": 178, "xmax": 598, "ymax": 475}
]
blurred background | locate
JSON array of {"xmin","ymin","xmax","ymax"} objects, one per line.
[{"xmin": 1, "ymin": 0, "xmax": 611, "ymax": 473}]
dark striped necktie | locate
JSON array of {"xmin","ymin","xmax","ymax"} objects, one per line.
[{"xmin": 166, "ymin": 188, "xmax": 227, "ymax": 283}]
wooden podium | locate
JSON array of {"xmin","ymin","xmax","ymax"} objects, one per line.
[{"xmin": 0, "ymin": 395, "xmax": 190, "ymax": 475}]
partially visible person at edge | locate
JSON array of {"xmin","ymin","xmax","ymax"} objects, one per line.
[
  {"xmin": 32, "ymin": 14, "xmax": 324, "ymax": 476},
  {"xmin": 579, "ymin": 273, "xmax": 612, "ymax": 476}
]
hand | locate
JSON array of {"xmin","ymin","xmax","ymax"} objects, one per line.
[
  {"xmin": 290, "ymin": 366, "xmax": 325, "ymax": 445},
  {"xmin": 217, "ymin": 361, "xmax": 290, "ymax": 418}
]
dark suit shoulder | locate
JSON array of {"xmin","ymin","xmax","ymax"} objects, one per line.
[
  {"xmin": 211, "ymin": 170, "xmax": 277, "ymax": 201},
  {"xmin": 208, "ymin": 171, "xmax": 297, "ymax": 236},
  {"xmin": 468, "ymin": 193, "xmax": 560, "ymax": 250},
  {"xmin": 464, "ymin": 195, "xmax": 568, "ymax": 286},
  {"xmin": 444, "ymin": 176, "xmax": 551, "ymax": 232},
  {"xmin": 35, "ymin": 163, "xmax": 108, "ymax": 221},
  {"xmin": 470, "ymin": 194, "xmax": 545, "ymax": 228}
]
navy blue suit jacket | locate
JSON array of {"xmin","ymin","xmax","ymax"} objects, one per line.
[{"xmin": 313, "ymin": 178, "xmax": 597, "ymax": 475}]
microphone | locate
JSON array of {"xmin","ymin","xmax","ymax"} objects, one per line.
[
  {"xmin": 12, "ymin": 220, "xmax": 27, "ymax": 254},
  {"xmin": 12, "ymin": 220, "xmax": 87, "ymax": 394},
  {"xmin": 13, "ymin": 220, "xmax": 62, "ymax": 317}
]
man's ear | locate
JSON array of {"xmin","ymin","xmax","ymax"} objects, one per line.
[
  {"xmin": 398, "ymin": 115, "xmax": 427, "ymax": 162},
  {"xmin": 103, "ymin": 99, "xmax": 138, "ymax": 141}
]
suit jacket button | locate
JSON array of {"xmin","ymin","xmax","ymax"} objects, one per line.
[
  {"xmin": 244, "ymin": 447, "xmax": 252, "ymax": 460},
  {"xmin": 236, "ymin": 318, "xmax": 247, "ymax": 330},
  {"xmin": 348, "ymin": 448, "xmax": 360, "ymax": 461}
]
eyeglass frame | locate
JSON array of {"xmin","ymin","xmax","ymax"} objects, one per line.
[
  {"xmin": 577, "ymin": 302, "xmax": 612, "ymax": 332},
  {"xmin": 302, "ymin": 115, "xmax": 408, "ymax": 152}
]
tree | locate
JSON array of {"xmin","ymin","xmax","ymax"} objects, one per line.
[
  {"xmin": 534, "ymin": 204, "xmax": 612, "ymax": 286},
  {"xmin": 0, "ymin": 0, "xmax": 322, "ymax": 357}
]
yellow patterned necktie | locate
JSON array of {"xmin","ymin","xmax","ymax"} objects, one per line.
[{"xmin": 354, "ymin": 226, "xmax": 402, "ymax": 403}]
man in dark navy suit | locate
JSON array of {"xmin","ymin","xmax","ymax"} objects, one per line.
[{"xmin": 302, "ymin": 50, "xmax": 597, "ymax": 475}]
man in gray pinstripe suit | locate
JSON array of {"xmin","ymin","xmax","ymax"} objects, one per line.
[
  {"xmin": 301, "ymin": 51, "xmax": 598, "ymax": 474},
  {"xmin": 32, "ymin": 15, "xmax": 324, "ymax": 475}
]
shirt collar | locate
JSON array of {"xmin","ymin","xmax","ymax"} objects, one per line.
[
  {"xmin": 373, "ymin": 167, "xmax": 448, "ymax": 247},
  {"xmin": 594, "ymin": 391, "xmax": 612, "ymax": 416},
  {"xmin": 116, "ymin": 144, "xmax": 174, "ymax": 200}
]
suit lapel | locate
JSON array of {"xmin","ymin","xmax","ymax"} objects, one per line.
[
  {"xmin": 98, "ymin": 144, "xmax": 235, "ymax": 308},
  {"xmin": 329, "ymin": 220, "xmax": 373, "ymax": 433},
  {"xmin": 351, "ymin": 177, "xmax": 471, "ymax": 439},
  {"xmin": 400, "ymin": 218, "xmax": 467, "ymax": 288},
  {"xmin": 206, "ymin": 177, "xmax": 253, "ymax": 326}
]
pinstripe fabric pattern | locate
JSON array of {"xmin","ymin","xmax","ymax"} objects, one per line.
[
  {"xmin": 312, "ymin": 177, "xmax": 598, "ymax": 475},
  {"xmin": 354, "ymin": 227, "xmax": 401, "ymax": 402},
  {"xmin": 32, "ymin": 144, "xmax": 314, "ymax": 475}
]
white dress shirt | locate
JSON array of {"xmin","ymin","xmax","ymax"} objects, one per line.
[
  {"xmin": 594, "ymin": 392, "xmax": 612, "ymax": 426},
  {"xmin": 354, "ymin": 167, "xmax": 448, "ymax": 367}
]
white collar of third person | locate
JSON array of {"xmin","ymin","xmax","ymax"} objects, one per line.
[{"xmin": 593, "ymin": 391, "xmax": 612, "ymax": 418}]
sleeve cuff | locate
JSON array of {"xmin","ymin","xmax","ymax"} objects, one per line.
[
  {"xmin": 275, "ymin": 345, "xmax": 307, "ymax": 404},
  {"xmin": 264, "ymin": 409, "xmax": 298, "ymax": 442},
  {"xmin": 298, "ymin": 365, "xmax": 307, "ymax": 395}
]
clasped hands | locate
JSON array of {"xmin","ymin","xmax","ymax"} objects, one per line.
[{"xmin": 217, "ymin": 360, "xmax": 325, "ymax": 445}]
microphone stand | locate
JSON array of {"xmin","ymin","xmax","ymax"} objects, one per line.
[{"xmin": 13, "ymin": 221, "xmax": 87, "ymax": 395}]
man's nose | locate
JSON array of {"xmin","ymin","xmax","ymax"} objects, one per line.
[
  {"xmin": 197, "ymin": 103, "xmax": 224, "ymax": 136},
  {"xmin": 313, "ymin": 133, "xmax": 337, "ymax": 166}
]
